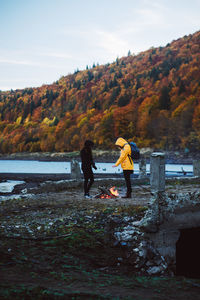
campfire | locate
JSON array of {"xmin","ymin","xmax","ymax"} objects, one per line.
[{"xmin": 94, "ymin": 186, "xmax": 119, "ymax": 199}]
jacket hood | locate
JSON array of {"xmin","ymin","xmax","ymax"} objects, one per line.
[{"xmin": 115, "ymin": 137, "xmax": 128, "ymax": 148}]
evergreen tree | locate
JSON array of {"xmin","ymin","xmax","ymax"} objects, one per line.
[
  {"xmin": 159, "ymin": 86, "xmax": 171, "ymax": 110},
  {"xmin": 118, "ymin": 93, "xmax": 131, "ymax": 107}
]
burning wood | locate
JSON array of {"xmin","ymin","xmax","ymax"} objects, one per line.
[{"xmin": 94, "ymin": 186, "xmax": 119, "ymax": 199}]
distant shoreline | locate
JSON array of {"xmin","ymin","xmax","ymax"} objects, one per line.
[{"xmin": 0, "ymin": 150, "xmax": 198, "ymax": 164}]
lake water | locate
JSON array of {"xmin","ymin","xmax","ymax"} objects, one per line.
[
  {"xmin": 0, "ymin": 159, "xmax": 193, "ymax": 175},
  {"xmin": 0, "ymin": 180, "xmax": 25, "ymax": 193},
  {"xmin": 0, "ymin": 160, "xmax": 193, "ymax": 194}
]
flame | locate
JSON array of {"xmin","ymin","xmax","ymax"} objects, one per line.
[
  {"xmin": 109, "ymin": 186, "xmax": 119, "ymax": 197},
  {"xmin": 100, "ymin": 194, "xmax": 110, "ymax": 199},
  {"xmin": 96, "ymin": 186, "xmax": 119, "ymax": 199}
]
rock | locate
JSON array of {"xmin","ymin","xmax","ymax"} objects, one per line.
[{"xmin": 147, "ymin": 266, "xmax": 163, "ymax": 275}]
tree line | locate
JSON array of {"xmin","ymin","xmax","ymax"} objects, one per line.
[{"xmin": 0, "ymin": 31, "xmax": 200, "ymax": 153}]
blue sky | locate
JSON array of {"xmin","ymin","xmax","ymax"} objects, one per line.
[{"xmin": 0, "ymin": 0, "xmax": 200, "ymax": 91}]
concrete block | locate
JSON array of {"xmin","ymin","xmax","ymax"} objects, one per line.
[
  {"xmin": 150, "ymin": 152, "xmax": 165, "ymax": 192},
  {"xmin": 193, "ymin": 160, "xmax": 200, "ymax": 177}
]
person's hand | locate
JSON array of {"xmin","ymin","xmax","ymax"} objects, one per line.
[
  {"xmin": 93, "ymin": 165, "xmax": 97, "ymax": 170},
  {"xmin": 112, "ymin": 165, "xmax": 116, "ymax": 168}
]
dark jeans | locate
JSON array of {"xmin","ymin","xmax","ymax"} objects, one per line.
[
  {"xmin": 82, "ymin": 168, "xmax": 94, "ymax": 195},
  {"xmin": 123, "ymin": 170, "xmax": 133, "ymax": 194}
]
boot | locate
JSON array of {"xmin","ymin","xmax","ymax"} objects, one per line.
[{"xmin": 122, "ymin": 193, "xmax": 131, "ymax": 199}]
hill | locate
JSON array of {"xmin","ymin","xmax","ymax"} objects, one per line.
[{"xmin": 0, "ymin": 30, "xmax": 200, "ymax": 153}]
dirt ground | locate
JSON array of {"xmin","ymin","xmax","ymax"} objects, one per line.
[{"xmin": 0, "ymin": 182, "xmax": 200, "ymax": 299}]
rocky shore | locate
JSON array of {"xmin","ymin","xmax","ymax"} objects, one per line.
[
  {"xmin": 0, "ymin": 148, "xmax": 200, "ymax": 299},
  {"xmin": 0, "ymin": 149, "xmax": 199, "ymax": 163},
  {"xmin": 1, "ymin": 150, "xmax": 200, "ymax": 299},
  {"xmin": 0, "ymin": 178, "xmax": 200, "ymax": 299}
]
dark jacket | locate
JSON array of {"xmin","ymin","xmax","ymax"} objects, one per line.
[{"xmin": 80, "ymin": 140, "xmax": 96, "ymax": 173}]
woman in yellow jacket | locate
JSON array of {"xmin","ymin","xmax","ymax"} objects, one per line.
[{"xmin": 112, "ymin": 137, "xmax": 133, "ymax": 198}]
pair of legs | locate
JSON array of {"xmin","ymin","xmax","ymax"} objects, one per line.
[
  {"xmin": 83, "ymin": 169, "xmax": 94, "ymax": 196},
  {"xmin": 123, "ymin": 170, "xmax": 133, "ymax": 197}
]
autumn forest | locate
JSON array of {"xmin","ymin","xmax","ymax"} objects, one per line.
[{"xmin": 0, "ymin": 31, "xmax": 200, "ymax": 154}]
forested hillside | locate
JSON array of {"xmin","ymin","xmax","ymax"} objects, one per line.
[{"xmin": 0, "ymin": 31, "xmax": 200, "ymax": 153}]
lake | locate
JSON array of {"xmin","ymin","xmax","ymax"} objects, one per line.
[
  {"xmin": 0, "ymin": 159, "xmax": 193, "ymax": 175},
  {"xmin": 0, "ymin": 160, "xmax": 193, "ymax": 194}
]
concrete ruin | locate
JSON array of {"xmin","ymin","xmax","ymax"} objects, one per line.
[
  {"xmin": 63, "ymin": 153, "xmax": 200, "ymax": 277},
  {"xmin": 70, "ymin": 159, "xmax": 82, "ymax": 180},
  {"xmin": 193, "ymin": 159, "xmax": 200, "ymax": 177},
  {"xmin": 138, "ymin": 157, "xmax": 147, "ymax": 179},
  {"xmin": 121, "ymin": 152, "xmax": 200, "ymax": 277}
]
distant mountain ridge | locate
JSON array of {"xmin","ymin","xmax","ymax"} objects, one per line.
[{"xmin": 0, "ymin": 30, "xmax": 200, "ymax": 153}]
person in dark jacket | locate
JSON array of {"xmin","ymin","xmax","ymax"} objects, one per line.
[{"xmin": 80, "ymin": 140, "xmax": 97, "ymax": 198}]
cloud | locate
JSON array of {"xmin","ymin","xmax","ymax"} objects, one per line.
[
  {"xmin": 94, "ymin": 30, "xmax": 130, "ymax": 56},
  {"xmin": 136, "ymin": 8, "xmax": 164, "ymax": 27},
  {"xmin": 123, "ymin": 2, "xmax": 166, "ymax": 34},
  {"xmin": 89, "ymin": 3, "xmax": 166, "ymax": 57},
  {"xmin": 0, "ymin": 47, "xmax": 73, "ymax": 69},
  {"xmin": 0, "ymin": 56, "xmax": 66, "ymax": 69},
  {"xmin": 57, "ymin": 27, "xmax": 129, "ymax": 59},
  {"xmin": 0, "ymin": 58, "xmax": 41, "ymax": 66},
  {"xmin": 83, "ymin": 1, "xmax": 169, "ymax": 57},
  {"xmin": 38, "ymin": 51, "xmax": 73, "ymax": 59}
]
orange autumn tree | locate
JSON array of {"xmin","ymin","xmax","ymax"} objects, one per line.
[{"xmin": 0, "ymin": 31, "xmax": 200, "ymax": 152}]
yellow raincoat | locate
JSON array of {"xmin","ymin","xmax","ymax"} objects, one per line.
[{"xmin": 114, "ymin": 137, "xmax": 134, "ymax": 170}]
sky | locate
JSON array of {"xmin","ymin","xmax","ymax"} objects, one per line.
[{"xmin": 0, "ymin": 0, "xmax": 200, "ymax": 91}]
